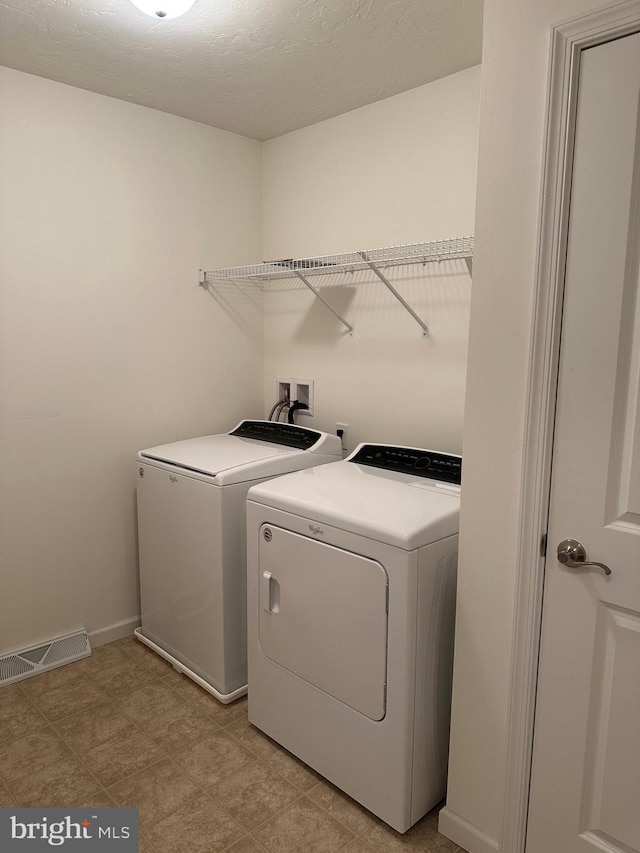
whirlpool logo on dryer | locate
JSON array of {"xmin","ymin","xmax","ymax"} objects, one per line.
[{"xmin": 308, "ymin": 524, "xmax": 324, "ymax": 536}]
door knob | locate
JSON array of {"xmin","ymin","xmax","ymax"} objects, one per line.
[{"xmin": 556, "ymin": 539, "xmax": 612, "ymax": 575}]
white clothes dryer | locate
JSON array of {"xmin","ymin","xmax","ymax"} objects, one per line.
[
  {"xmin": 246, "ymin": 443, "xmax": 461, "ymax": 832},
  {"xmin": 135, "ymin": 420, "xmax": 342, "ymax": 703}
]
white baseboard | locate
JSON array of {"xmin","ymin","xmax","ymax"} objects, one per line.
[
  {"xmin": 438, "ymin": 806, "xmax": 500, "ymax": 853},
  {"xmin": 88, "ymin": 616, "xmax": 140, "ymax": 648}
]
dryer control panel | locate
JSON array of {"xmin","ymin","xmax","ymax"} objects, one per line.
[
  {"xmin": 350, "ymin": 444, "xmax": 462, "ymax": 485},
  {"xmin": 230, "ymin": 420, "xmax": 322, "ymax": 449}
]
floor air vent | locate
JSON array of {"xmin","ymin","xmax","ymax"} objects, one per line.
[{"xmin": 0, "ymin": 630, "xmax": 91, "ymax": 687}]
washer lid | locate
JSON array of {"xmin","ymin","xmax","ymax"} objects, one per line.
[
  {"xmin": 137, "ymin": 421, "xmax": 341, "ymax": 485},
  {"xmin": 247, "ymin": 446, "xmax": 461, "ymax": 549},
  {"xmin": 140, "ymin": 433, "xmax": 296, "ymax": 472}
]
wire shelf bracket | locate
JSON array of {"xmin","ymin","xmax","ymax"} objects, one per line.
[
  {"xmin": 199, "ymin": 236, "xmax": 473, "ymax": 337},
  {"xmin": 359, "ymin": 251, "xmax": 428, "ymax": 336},
  {"xmin": 293, "ymin": 270, "xmax": 354, "ymax": 336}
]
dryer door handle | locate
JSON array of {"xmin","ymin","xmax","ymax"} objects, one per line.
[{"xmin": 261, "ymin": 571, "xmax": 275, "ymax": 612}]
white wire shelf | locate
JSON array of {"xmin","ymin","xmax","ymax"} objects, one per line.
[
  {"xmin": 199, "ymin": 235, "xmax": 473, "ymax": 337},
  {"xmin": 200, "ymin": 236, "xmax": 473, "ymax": 282}
]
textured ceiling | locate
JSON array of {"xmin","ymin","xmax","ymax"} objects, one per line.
[{"xmin": 0, "ymin": 0, "xmax": 483, "ymax": 140}]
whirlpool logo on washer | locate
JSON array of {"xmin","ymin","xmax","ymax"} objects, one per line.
[{"xmin": 308, "ymin": 524, "xmax": 324, "ymax": 536}]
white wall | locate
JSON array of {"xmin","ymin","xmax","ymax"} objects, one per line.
[
  {"xmin": 0, "ymin": 65, "xmax": 480, "ymax": 657},
  {"xmin": 261, "ymin": 67, "xmax": 480, "ymax": 453},
  {"xmin": 0, "ymin": 67, "xmax": 263, "ymax": 654},
  {"xmin": 441, "ymin": 2, "xmax": 626, "ymax": 852}
]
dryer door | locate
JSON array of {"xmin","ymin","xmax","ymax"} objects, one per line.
[{"xmin": 258, "ymin": 524, "xmax": 388, "ymax": 721}]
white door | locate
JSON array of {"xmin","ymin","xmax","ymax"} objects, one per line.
[{"xmin": 527, "ymin": 33, "xmax": 640, "ymax": 853}]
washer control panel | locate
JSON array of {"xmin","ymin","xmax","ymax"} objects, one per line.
[
  {"xmin": 350, "ymin": 444, "xmax": 462, "ymax": 485},
  {"xmin": 230, "ymin": 420, "xmax": 321, "ymax": 449}
]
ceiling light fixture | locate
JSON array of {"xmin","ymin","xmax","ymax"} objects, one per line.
[{"xmin": 130, "ymin": 0, "xmax": 196, "ymax": 19}]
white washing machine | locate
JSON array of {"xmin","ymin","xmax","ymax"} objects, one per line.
[
  {"xmin": 135, "ymin": 419, "xmax": 342, "ymax": 703},
  {"xmin": 246, "ymin": 443, "xmax": 461, "ymax": 832}
]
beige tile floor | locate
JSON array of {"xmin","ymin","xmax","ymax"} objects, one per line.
[{"xmin": 0, "ymin": 636, "xmax": 466, "ymax": 853}]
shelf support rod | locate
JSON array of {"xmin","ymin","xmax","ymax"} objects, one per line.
[
  {"xmin": 359, "ymin": 253, "xmax": 428, "ymax": 336},
  {"xmin": 293, "ymin": 271, "xmax": 354, "ymax": 336}
]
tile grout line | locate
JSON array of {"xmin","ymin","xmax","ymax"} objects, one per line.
[
  {"xmin": 43, "ymin": 659, "xmax": 245, "ymax": 846},
  {"xmin": 8, "ymin": 653, "xmax": 351, "ymax": 848},
  {"xmin": 77, "ymin": 648, "xmax": 264, "ymax": 843},
  {"xmin": 3, "ymin": 642, "xmax": 459, "ymax": 852},
  {"xmin": 2, "ymin": 649, "xmax": 186, "ymax": 806},
  {"xmin": 257, "ymin": 791, "xmax": 358, "ymax": 845},
  {"xmin": 3, "ymin": 647, "xmax": 317, "ymax": 848},
  {"xmin": 0, "ymin": 717, "xmax": 106, "ymax": 804},
  {"xmin": 204, "ymin": 782, "xmax": 306, "ymax": 852},
  {"xmin": 0, "ymin": 681, "xmax": 54, "ymax": 746},
  {"xmin": 113, "ymin": 649, "xmax": 365, "ymax": 848},
  {"xmin": 109, "ymin": 644, "xmax": 386, "ymax": 850}
]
